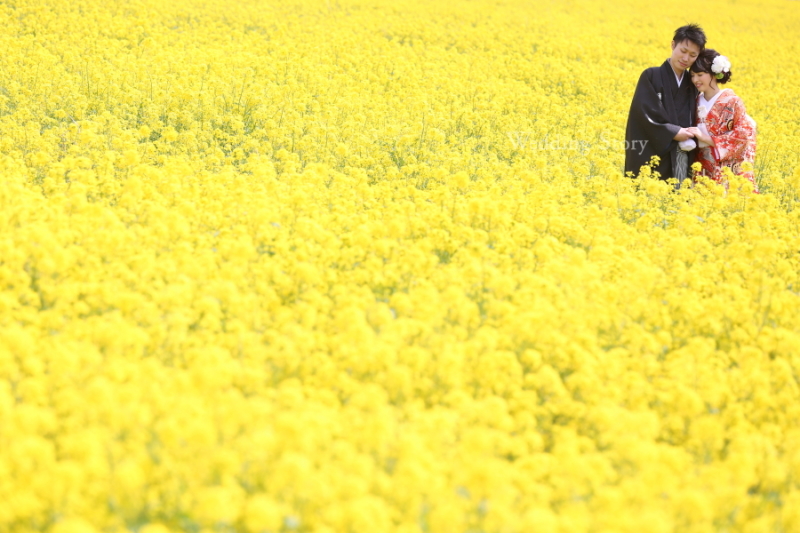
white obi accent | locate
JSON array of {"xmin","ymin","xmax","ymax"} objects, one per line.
[{"xmin": 696, "ymin": 105, "xmax": 711, "ymax": 148}]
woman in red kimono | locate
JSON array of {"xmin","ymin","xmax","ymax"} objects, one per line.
[{"xmin": 686, "ymin": 49, "xmax": 757, "ymax": 191}]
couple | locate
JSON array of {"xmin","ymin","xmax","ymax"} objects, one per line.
[{"xmin": 624, "ymin": 24, "xmax": 757, "ymax": 191}]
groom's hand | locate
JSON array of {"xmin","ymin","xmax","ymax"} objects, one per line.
[
  {"xmin": 673, "ymin": 128, "xmax": 695, "ymax": 142},
  {"xmin": 686, "ymin": 127, "xmax": 711, "ymax": 146}
]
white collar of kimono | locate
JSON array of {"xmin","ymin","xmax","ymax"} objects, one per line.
[
  {"xmin": 668, "ymin": 59, "xmax": 685, "ymax": 86},
  {"xmin": 701, "ymin": 88, "xmax": 730, "ymax": 110}
]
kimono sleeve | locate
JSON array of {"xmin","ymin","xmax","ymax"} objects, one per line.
[
  {"xmin": 712, "ymin": 97, "xmax": 754, "ymax": 161},
  {"xmin": 627, "ymin": 69, "xmax": 681, "ymax": 156}
]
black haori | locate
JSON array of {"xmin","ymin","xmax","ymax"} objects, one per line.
[{"xmin": 625, "ymin": 60, "xmax": 698, "ymax": 184}]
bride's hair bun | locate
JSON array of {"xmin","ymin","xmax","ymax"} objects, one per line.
[{"xmin": 690, "ymin": 48, "xmax": 732, "ymax": 84}]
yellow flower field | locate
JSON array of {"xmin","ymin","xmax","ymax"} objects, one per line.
[{"xmin": 2, "ymin": 0, "xmax": 800, "ymax": 531}]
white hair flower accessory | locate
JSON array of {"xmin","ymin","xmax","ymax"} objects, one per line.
[{"xmin": 711, "ymin": 55, "xmax": 731, "ymax": 79}]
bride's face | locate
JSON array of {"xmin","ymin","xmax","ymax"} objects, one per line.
[{"xmin": 691, "ymin": 70, "xmax": 715, "ymax": 93}]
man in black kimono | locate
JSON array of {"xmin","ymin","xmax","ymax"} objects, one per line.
[{"xmin": 624, "ymin": 24, "xmax": 707, "ymax": 187}]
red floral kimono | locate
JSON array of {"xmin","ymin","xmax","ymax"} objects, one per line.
[{"xmin": 693, "ymin": 88, "xmax": 757, "ymax": 191}]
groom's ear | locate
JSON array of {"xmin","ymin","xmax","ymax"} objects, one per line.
[{"xmin": 670, "ymin": 40, "xmax": 676, "ymax": 50}]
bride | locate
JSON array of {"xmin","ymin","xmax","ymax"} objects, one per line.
[{"xmin": 686, "ymin": 49, "xmax": 758, "ymax": 191}]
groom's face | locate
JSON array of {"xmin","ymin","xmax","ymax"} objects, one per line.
[{"xmin": 670, "ymin": 40, "xmax": 701, "ymax": 71}]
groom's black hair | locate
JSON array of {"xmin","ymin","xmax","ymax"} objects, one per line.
[{"xmin": 673, "ymin": 24, "xmax": 707, "ymax": 50}]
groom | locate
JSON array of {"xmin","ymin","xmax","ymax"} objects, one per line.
[{"xmin": 624, "ymin": 24, "xmax": 706, "ymax": 186}]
